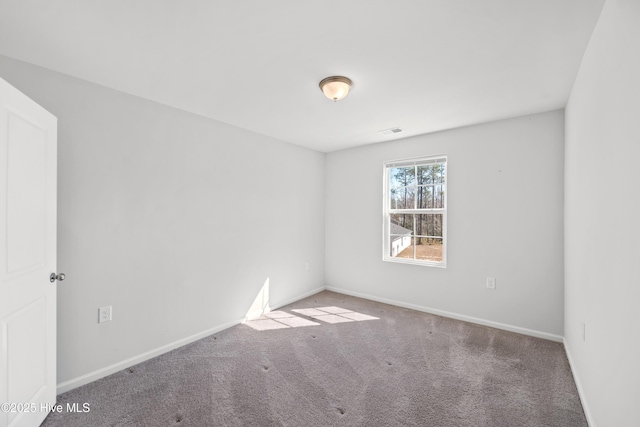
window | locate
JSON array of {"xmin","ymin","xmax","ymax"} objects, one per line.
[{"xmin": 383, "ymin": 156, "xmax": 447, "ymax": 267}]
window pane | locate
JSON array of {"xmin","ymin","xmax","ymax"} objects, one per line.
[
  {"xmin": 417, "ymin": 186, "xmax": 432, "ymax": 209},
  {"xmin": 390, "ymin": 236, "xmax": 443, "ymax": 262},
  {"xmin": 389, "ymin": 214, "xmax": 414, "ymax": 258},
  {"xmin": 434, "ymin": 184, "xmax": 445, "ymax": 208},
  {"xmin": 390, "ymin": 235, "xmax": 414, "ymax": 259},
  {"xmin": 417, "ymin": 185, "xmax": 445, "ymax": 209},
  {"xmin": 390, "ymin": 186, "xmax": 415, "ymax": 209},
  {"xmin": 390, "ymin": 167, "xmax": 415, "ymax": 188},
  {"xmin": 417, "ymin": 164, "xmax": 445, "ymax": 185},
  {"xmin": 390, "ymin": 214, "xmax": 414, "ymax": 232},
  {"xmin": 415, "ymin": 238, "xmax": 443, "ymax": 262},
  {"xmin": 415, "ymin": 214, "xmax": 443, "ymax": 237}
]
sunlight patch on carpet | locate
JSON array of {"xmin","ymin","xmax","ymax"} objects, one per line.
[
  {"xmin": 292, "ymin": 306, "xmax": 379, "ymax": 324},
  {"xmin": 243, "ymin": 318, "xmax": 291, "ymax": 331},
  {"xmin": 244, "ymin": 307, "xmax": 378, "ymax": 331},
  {"xmin": 244, "ymin": 310, "xmax": 320, "ymax": 330}
]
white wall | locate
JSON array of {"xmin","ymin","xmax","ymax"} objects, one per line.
[
  {"xmin": 326, "ymin": 111, "xmax": 565, "ymax": 338},
  {"xmin": 564, "ymin": 1, "xmax": 640, "ymax": 425},
  {"xmin": 0, "ymin": 55, "xmax": 325, "ymax": 389}
]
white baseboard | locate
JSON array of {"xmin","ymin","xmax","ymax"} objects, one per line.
[
  {"xmin": 325, "ymin": 286, "xmax": 564, "ymax": 342},
  {"xmin": 564, "ymin": 339, "xmax": 595, "ymax": 427},
  {"xmin": 57, "ymin": 286, "xmax": 326, "ymax": 395},
  {"xmin": 58, "ymin": 285, "xmax": 563, "ymax": 395},
  {"xmin": 56, "ymin": 317, "xmax": 243, "ymax": 394},
  {"xmin": 271, "ymin": 286, "xmax": 326, "ymax": 311}
]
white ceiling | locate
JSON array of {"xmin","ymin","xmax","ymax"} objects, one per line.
[{"xmin": 0, "ymin": 0, "xmax": 604, "ymax": 152}]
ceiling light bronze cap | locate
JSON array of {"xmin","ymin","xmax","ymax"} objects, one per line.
[
  {"xmin": 319, "ymin": 76, "xmax": 353, "ymax": 101},
  {"xmin": 318, "ymin": 76, "xmax": 353, "ymax": 89}
]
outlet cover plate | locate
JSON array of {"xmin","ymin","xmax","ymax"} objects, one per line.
[{"xmin": 98, "ymin": 306, "xmax": 112, "ymax": 323}]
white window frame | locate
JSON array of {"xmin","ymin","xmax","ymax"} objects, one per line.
[{"xmin": 383, "ymin": 155, "xmax": 447, "ymax": 267}]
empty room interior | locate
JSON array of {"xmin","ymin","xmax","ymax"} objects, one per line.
[{"xmin": 0, "ymin": 0, "xmax": 639, "ymax": 426}]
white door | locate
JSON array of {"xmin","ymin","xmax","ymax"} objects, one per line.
[{"xmin": 0, "ymin": 77, "xmax": 58, "ymax": 427}]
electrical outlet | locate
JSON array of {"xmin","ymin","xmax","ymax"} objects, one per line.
[
  {"xmin": 305, "ymin": 261, "xmax": 310, "ymax": 271},
  {"xmin": 98, "ymin": 306, "xmax": 112, "ymax": 323},
  {"xmin": 486, "ymin": 277, "xmax": 496, "ymax": 290}
]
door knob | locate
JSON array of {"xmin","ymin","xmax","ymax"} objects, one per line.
[{"xmin": 50, "ymin": 273, "xmax": 66, "ymax": 283}]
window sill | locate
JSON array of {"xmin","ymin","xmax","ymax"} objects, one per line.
[{"xmin": 383, "ymin": 257, "xmax": 446, "ymax": 268}]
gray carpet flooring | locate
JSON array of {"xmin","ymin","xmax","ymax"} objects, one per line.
[{"xmin": 42, "ymin": 291, "xmax": 587, "ymax": 426}]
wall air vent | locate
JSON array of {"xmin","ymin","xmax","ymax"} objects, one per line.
[{"xmin": 378, "ymin": 127, "xmax": 403, "ymax": 136}]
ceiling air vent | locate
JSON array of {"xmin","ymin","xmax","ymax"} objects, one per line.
[{"xmin": 378, "ymin": 127, "xmax": 403, "ymax": 136}]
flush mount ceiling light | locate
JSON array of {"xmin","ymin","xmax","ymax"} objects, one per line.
[{"xmin": 319, "ymin": 76, "xmax": 352, "ymax": 102}]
